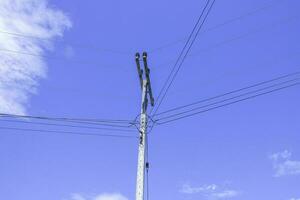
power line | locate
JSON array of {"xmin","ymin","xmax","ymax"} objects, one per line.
[
  {"xmin": 188, "ymin": 15, "xmax": 299, "ymax": 57},
  {"xmin": 0, "ymin": 48, "xmax": 124, "ymax": 70},
  {"xmin": 155, "ymin": 81, "xmax": 300, "ymax": 125},
  {"xmin": 0, "ymin": 113, "xmax": 134, "ymax": 123},
  {"xmin": 0, "ymin": 30, "xmax": 133, "ymax": 56},
  {"xmin": 152, "ymin": 0, "xmax": 216, "ymax": 116},
  {"xmin": 155, "ymin": 77, "xmax": 299, "ymax": 121},
  {"xmin": 154, "ymin": 14, "xmax": 299, "ymax": 70},
  {"xmin": 148, "ymin": 0, "xmax": 286, "ymax": 54},
  {"xmin": 0, "ymin": 113, "xmax": 137, "ymax": 129},
  {"xmin": 0, "ymin": 119, "xmax": 136, "ymax": 133},
  {"xmin": 151, "ymin": 0, "xmax": 212, "ymax": 112},
  {"xmin": 2, "ymin": 13, "xmax": 295, "ymax": 73},
  {"xmin": 149, "ymin": 0, "xmax": 216, "ymax": 134},
  {"xmin": 154, "ymin": 72, "xmax": 300, "ymax": 117},
  {"xmin": 0, "ymin": 0, "xmax": 286, "ymax": 56},
  {"xmin": 151, "ymin": 0, "xmax": 212, "ymax": 113},
  {"xmin": 0, "ymin": 116, "xmax": 135, "ymax": 129},
  {"xmin": 0, "ymin": 126, "xmax": 138, "ymax": 138}
]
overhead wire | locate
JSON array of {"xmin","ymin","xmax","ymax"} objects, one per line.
[
  {"xmin": 0, "ymin": 126, "xmax": 138, "ymax": 138},
  {"xmin": 154, "ymin": 13, "xmax": 299, "ymax": 70},
  {"xmin": 1, "ymin": 0, "xmax": 289, "ymax": 75},
  {"xmin": 189, "ymin": 15, "xmax": 298, "ymax": 57},
  {"xmin": 0, "ymin": 48, "xmax": 126, "ymax": 71},
  {"xmin": 151, "ymin": 0, "xmax": 216, "ymax": 116},
  {"xmin": 148, "ymin": 13, "xmax": 299, "ymax": 131},
  {"xmin": 0, "ymin": 118, "xmax": 136, "ymax": 133},
  {"xmin": 154, "ymin": 80, "xmax": 300, "ymax": 125},
  {"xmin": 151, "ymin": 0, "xmax": 212, "ymax": 114},
  {"xmin": 154, "ymin": 72, "xmax": 300, "ymax": 117},
  {"xmin": 0, "ymin": 118, "xmax": 135, "ymax": 129},
  {"xmin": 155, "ymin": 77, "xmax": 299, "ymax": 121},
  {"xmin": 148, "ymin": 0, "xmax": 286, "ymax": 54},
  {"xmin": 150, "ymin": 15, "xmax": 300, "ymax": 128},
  {"xmin": 0, "ymin": 0, "xmax": 287, "ymax": 56},
  {"xmin": 0, "ymin": 113, "xmax": 138, "ymax": 129},
  {"xmin": 0, "ymin": 113, "xmax": 135, "ymax": 123},
  {"xmin": 0, "ymin": 30, "xmax": 133, "ymax": 56}
]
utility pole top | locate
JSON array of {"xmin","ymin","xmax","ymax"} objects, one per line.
[
  {"xmin": 135, "ymin": 52, "xmax": 155, "ymax": 107},
  {"xmin": 135, "ymin": 53, "xmax": 143, "ymax": 90}
]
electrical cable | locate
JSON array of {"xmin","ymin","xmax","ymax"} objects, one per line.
[
  {"xmin": 154, "ymin": 72, "xmax": 300, "ymax": 116},
  {"xmin": 0, "ymin": 119, "xmax": 136, "ymax": 133},
  {"xmin": 0, "ymin": 113, "xmax": 135, "ymax": 123},
  {"xmin": 152, "ymin": 0, "xmax": 216, "ymax": 116},
  {"xmin": 154, "ymin": 14, "xmax": 299, "ymax": 71},
  {"xmin": 0, "ymin": 126, "xmax": 139, "ymax": 138},
  {"xmin": 155, "ymin": 82, "xmax": 299, "ymax": 125},
  {"xmin": 150, "ymin": 0, "xmax": 212, "ymax": 115},
  {"xmin": 0, "ymin": 30, "xmax": 133, "ymax": 56},
  {"xmin": 0, "ymin": 118, "xmax": 134, "ymax": 129},
  {"xmin": 151, "ymin": 0, "xmax": 213, "ymax": 112},
  {"xmin": 0, "ymin": 113, "xmax": 138, "ymax": 129},
  {"xmin": 155, "ymin": 77, "xmax": 299, "ymax": 121},
  {"xmin": 0, "ymin": 48, "xmax": 124, "ymax": 70},
  {"xmin": 188, "ymin": 15, "xmax": 299, "ymax": 57},
  {"xmin": 148, "ymin": 0, "xmax": 286, "ymax": 54}
]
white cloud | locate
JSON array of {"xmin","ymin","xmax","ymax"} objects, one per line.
[
  {"xmin": 94, "ymin": 194, "xmax": 128, "ymax": 200},
  {"xmin": 270, "ymin": 150, "xmax": 300, "ymax": 177},
  {"xmin": 270, "ymin": 150, "xmax": 292, "ymax": 161},
  {"xmin": 180, "ymin": 183, "xmax": 240, "ymax": 199},
  {"xmin": 290, "ymin": 198, "xmax": 300, "ymax": 200},
  {"xmin": 211, "ymin": 190, "xmax": 240, "ymax": 199},
  {"xmin": 180, "ymin": 184, "xmax": 218, "ymax": 194},
  {"xmin": 68, "ymin": 193, "xmax": 128, "ymax": 200},
  {"xmin": 0, "ymin": 0, "xmax": 71, "ymax": 114}
]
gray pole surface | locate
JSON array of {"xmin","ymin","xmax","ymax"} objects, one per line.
[{"xmin": 135, "ymin": 80, "xmax": 148, "ymax": 200}]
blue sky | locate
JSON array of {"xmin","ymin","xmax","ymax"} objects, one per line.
[{"xmin": 0, "ymin": 0, "xmax": 300, "ymax": 200}]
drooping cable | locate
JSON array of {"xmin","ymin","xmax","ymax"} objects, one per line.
[
  {"xmin": 0, "ymin": 126, "xmax": 138, "ymax": 139},
  {"xmin": 151, "ymin": 0, "xmax": 216, "ymax": 116},
  {"xmin": 150, "ymin": 0, "xmax": 212, "ymax": 115},
  {"xmin": 0, "ymin": 118, "xmax": 136, "ymax": 133},
  {"xmin": 0, "ymin": 113, "xmax": 136, "ymax": 125},
  {"xmin": 149, "ymin": 0, "xmax": 286, "ymax": 54},
  {"xmin": 155, "ymin": 81, "xmax": 299, "ymax": 125},
  {"xmin": 154, "ymin": 14, "xmax": 299, "ymax": 69},
  {"xmin": 0, "ymin": 30, "xmax": 133, "ymax": 55},
  {"xmin": 154, "ymin": 72, "xmax": 300, "ymax": 117},
  {"xmin": 0, "ymin": 48, "xmax": 125, "ymax": 70}
]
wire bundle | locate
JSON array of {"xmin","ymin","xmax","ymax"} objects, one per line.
[
  {"xmin": 152, "ymin": 72, "xmax": 300, "ymax": 125},
  {"xmin": 0, "ymin": 113, "xmax": 139, "ymax": 139}
]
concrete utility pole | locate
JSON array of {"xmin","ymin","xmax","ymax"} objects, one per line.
[{"xmin": 135, "ymin": 52, "xmax": 154, "ymax": 200}]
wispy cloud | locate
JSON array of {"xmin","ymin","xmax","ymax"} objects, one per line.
[
  {"xmin": 68, "ymin": 193, "xmax": 128, "ymax": 200},
  {"xmin": 180, "ymin": 183, "xmax": 240, "ymax": 199},
  {"xmin": 270, "ymin": 150, "xmax": 300, "ymax": 177},
  {"xmin": 211, "ymin": 190, "xmax": 240, "ymax": 199},
  {"xmin": 180, "ymin": 184, "xmax": 218, "ymax": 194},
  {"xmin": 290, "ymin": 198, "xmax": 300, "ymax": 200},
  {"xmin": 0, "ymin": 0, "xmax": 71, "ymax": 114}
]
